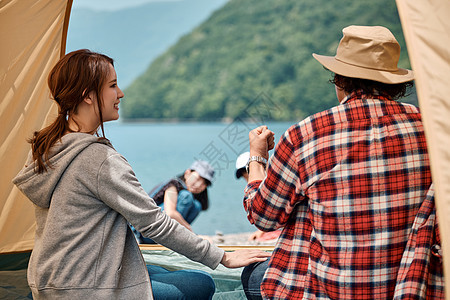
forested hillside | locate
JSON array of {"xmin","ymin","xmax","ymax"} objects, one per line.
[{"xmin": 122, "ymin": 0, "xmax": 415, "ymax": 121}]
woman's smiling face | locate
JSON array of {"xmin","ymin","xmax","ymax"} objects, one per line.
[
  {"xmin": 100, "ymin": 64, "xmax": 124, "ymax": 122},
  {"xmin": 184, "ymin": 170, "xmax": 208, "ymax": 194}
]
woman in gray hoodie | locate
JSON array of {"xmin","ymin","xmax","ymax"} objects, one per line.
[{"xmin": 13, "ymin": 49, "xmax": 270, "ymax": 299}]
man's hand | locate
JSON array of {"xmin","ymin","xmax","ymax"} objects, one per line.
[{"xmin": 249, "ymin": 126, "xmax": 275, "ymax": 159}]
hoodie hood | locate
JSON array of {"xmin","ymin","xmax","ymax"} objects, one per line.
[{"xmin": 13, "ymin": 133, "xmax": 111, "ymax": 208}]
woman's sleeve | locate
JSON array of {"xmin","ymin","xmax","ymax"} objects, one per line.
[
  {"xmin": 96, "ymin": 152, "xmax": 224, "ymax": 269},
  {"xmin": 244, "ymin": 130, "xmax": 304, "ymax": 231}
]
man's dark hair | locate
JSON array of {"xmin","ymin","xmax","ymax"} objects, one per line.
[{"xmin": 330, "ymin": 73, "xmax": 414, "ymax": 100}]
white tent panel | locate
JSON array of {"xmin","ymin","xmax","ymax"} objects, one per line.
[
  {"xmin": 0, "ymin": 0, "xmax": 72, "ymax": 253},
  {"xmin": 396, "ymin": 0, "xmax": 450, "ymax": 297}
]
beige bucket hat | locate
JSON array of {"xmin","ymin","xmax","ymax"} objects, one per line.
[{"xmin": 313, "ymin": 25, "xmax": 414, "ymax": 84}]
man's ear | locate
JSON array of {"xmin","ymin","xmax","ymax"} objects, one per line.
[{"xmin": 184, "ymin": 169, "xmax": 192, "ymax": 179}]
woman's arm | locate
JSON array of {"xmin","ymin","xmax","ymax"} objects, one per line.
[
  {"xmin": 220, "ymin": 249, "xmax": 271, "ymax": 268},
  {"xmin": 163, "ymin": 185, "xmax": 193, "ymax": 231},
  {"xmin": 96, "ymin": 148, "xmax": 271, "ymax": 270}
]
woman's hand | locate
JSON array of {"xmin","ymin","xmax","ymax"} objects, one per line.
[
  {"xmin": 220, "ymin": 249, "xmax": 271, "ymax": 268},
  {"xmin": 249, "ymin": 126, "xmax": 275, "ymax": 159}
]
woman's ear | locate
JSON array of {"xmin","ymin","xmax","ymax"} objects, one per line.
[
  {"xmin": 83, "ymin": 91, "xmax": 95, "ymax": 105},
  {"xmin": 184, "ymin": 169, "xmax": 192, "ymax": 180}
]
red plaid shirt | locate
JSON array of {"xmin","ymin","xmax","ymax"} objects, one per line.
[{"xmin": 244, "ymin": 92, "xmax": 444, "ymax": 299}]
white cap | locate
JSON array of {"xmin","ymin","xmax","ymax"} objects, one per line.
[{"xmin": 235, "ymin": 152, "xmax": 250, "ymax": 178}]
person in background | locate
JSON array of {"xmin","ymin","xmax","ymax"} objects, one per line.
[
  {"xmin": 235, "ymin": 152, "xmax": 281, "ymax": 242},
  {"xmin": 13, "ymin": 49, "xmax": 270, "ymax": 300},
  {"xmin": 133, "ymin": 160, "xmax": 214, "ymax": 244},
  {"xmin": 235, "ymin": 152, "xmax": 250, "ymax": 182},
  {"xmin": 241, "ymin": 26, "xmax": 443, "ymax": 299}
]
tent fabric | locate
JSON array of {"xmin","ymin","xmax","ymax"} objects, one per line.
[
  {"xmin": 0, "ymin": 0, "xmax": 72, "ymax": 253},
  {"xmin": 0, "ymin": 269, "xmax": 31, "ymax": 299},
  {"xmin": 395, "ymin": 0, "xmax": 450, "ymax": 297}
]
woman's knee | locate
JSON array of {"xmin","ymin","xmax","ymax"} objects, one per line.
[
  {"xmin": 177, "ymin": 189, "xmax": 195, "ymax": 205},
  {"xmin": 150, "ymin": 268, "xmax": 215, "ymax": 300},
  {"xmin": 181, "ymin": 270, "xmax": 215, "ymax": 299},
  {"xmin": 177, "ymin": 190, "xmax": 202, "ymax": 223},
  {"xmin": 241, "ymin": 260, "xmax": 269, "ymax": 300}
]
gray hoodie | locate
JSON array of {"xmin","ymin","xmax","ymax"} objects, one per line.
[{"xmin": 13, "ymin": 132, "xmax": 224, "ymax": 299}]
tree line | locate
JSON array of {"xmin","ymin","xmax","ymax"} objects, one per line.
[{"xmin": 122, "ymin": 0, "xmax": 417, "ymax": 121}]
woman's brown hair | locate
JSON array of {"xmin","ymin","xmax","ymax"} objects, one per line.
[{"xmin": 30, "ymin": 49, "xmax": 114, "ymax": 173}]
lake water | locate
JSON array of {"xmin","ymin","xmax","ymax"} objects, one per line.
[{"xmin": 103, "ymin": 120, "xmax": 294, "ymax": 235}]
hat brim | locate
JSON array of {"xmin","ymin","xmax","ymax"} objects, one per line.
[
  {"xmin": 312, "ymin": 53, "xmax": 414, "ymax": 84},
  {"xmin": 195, "ymin": 169, "xmax": 213, "ymax": 185}
]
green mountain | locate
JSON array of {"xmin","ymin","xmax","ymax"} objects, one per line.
[{"xmin": 122, "ymin": 0, "xmax": 415, "ymax": 121}]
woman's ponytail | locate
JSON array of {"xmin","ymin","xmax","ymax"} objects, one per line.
[{"xmin": 29, "ymin": 106, "xmax": 70, "ymax": 173}]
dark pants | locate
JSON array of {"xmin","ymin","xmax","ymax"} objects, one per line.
[
  {"xmin": 241, "ymin": 260, "xmax": 269, "ymax": 300},
  {"xmin": 147, "ymin": 264, "xmax": 215, "ymax": 300}
]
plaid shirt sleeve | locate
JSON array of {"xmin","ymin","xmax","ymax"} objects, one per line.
[
  {"xmin": 243, "ymin": 128, "xmax": 304, "ymax": 231},
  {"xmin": 393, "ymin": 185, "xmax": 444, "ymax": 299}
]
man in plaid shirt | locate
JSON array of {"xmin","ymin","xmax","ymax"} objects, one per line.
[{"xmin": 241, "ymin": 26, "xmax": 444, "ymax": 299}]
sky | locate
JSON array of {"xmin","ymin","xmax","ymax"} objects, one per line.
[{"xmin": 72, "ymin": 0, "xmax": 182, "ymax": 11}]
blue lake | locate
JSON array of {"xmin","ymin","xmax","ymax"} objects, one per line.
[{"xmin": 104, "ymin": 120, "xmax": 294, "ymax": 235}]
